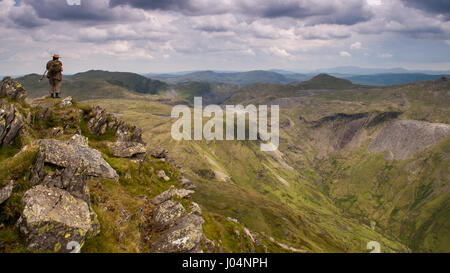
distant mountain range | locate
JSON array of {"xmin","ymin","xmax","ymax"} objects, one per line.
[
  {"xmin": 313, "ymin": 66, "xmax": 450, "ymax": 75},
  {"xmin": 147, "ymin": 70, "xmax": 310, "ymax": 87},
  {"xmin": 14, "ymin": 70, "xmax": 450, "ymax": 105},
  {"xmin": 146, "ymin": 68, "xmax": 449, "ymax": 86},
  {"xmin": 344, "ymin": 73, "xmax": 449, "ymax": 86}
]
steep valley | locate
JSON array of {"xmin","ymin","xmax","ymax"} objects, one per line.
[{"xmin": 85, "ymin": 76, "xmax": 450, "ymax": 252}]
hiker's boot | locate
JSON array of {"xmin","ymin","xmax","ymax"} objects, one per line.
[
  {"xmin": 50, "ymin": 93, "xmax": 54, "ymax": 98},
  {"xmin": 55, "ymin": 93, "xmax": 60, "ymax": 98}
]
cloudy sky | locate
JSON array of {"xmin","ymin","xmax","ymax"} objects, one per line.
[{"xmin": 1, "ymin": 0, "xmax": 450, "ymax": 75}]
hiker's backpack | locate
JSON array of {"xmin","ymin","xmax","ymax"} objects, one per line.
[{"xmin": 48, "ymin": 60, "xmax": 62, "ymax": 75}]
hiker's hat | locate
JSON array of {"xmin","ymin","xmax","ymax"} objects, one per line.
[{"xmin": 53, "ymin": 54, "xmax": 60, "ymax": 58}]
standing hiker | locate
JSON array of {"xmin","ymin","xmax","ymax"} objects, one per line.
[{"xmin": 46, "ymin": 54, "xmax": 63, "ymax": 98}]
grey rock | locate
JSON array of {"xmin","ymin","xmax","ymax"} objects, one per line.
[
  {"xmin": 150, "ymin": 189, "xmax": 195, "ymax": 205},
  {"xmin": 0, "ymin": 103, "xmax": 24, "ymax": 147},
  {"xmin": 88, "ymin": 106, "xmax": 107, "ymax": 136},
  {"xmin": 19, "ymin": 185, "xmax": 98, "ymax": 253},
  {"xmin": 108, "ymin": 141, "xmax": 146, "ymax": 158},
  {"xmin": 150, "ymin": 213, "xmax": 204, "ymax": 253},
  {"xmin": 42, "ymin": 165, "xmax": 90, "ymax": 204},
  {"xmin": 34, "ymin": 138, "xmax": 118, "ymax": 181},
  {"xmin": 0, "ymin": 77, "xmax": 26, "ymax": 100},
  {"xmin": 0, "ymin": 180, "xmax": 14, "ymax": 205},
  {"xmin": 153, "ymin": 200, "xmax": 186, "ymax": 231},
  {"xmin": 116, "ymin": 123, "xmax": 143, "ymax": 143}
]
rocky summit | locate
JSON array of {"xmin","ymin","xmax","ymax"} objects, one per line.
[{"xmin": 0, "ymin": 77, "xmax": 209, "ymax": 253}]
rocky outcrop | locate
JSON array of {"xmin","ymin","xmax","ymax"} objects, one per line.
[
  {"xmin": 116, "ymin": 123, "xmax": 143, "ymax": 143},
  {"xmin": 87, "ymin": 106, "xmax": 108, "ymax": 136},
  {"xmin": 0, "ymin": 180, "xmax": 14, "ymax": 205},
  {"xmin": 31, "ymin": 136, "xmax": 118, "ymax": 182},
  {"xmin": 20, "ymin": 134, "xmax": 108, "ymax": 252},
  {"xmin": 369, "ymin": 120, "xmax": 450, "ymax": 160},
  {"xmin": 108, "ymin": 141, "xmax": 146, "ymax": 158},
  {"xmin": 0, "ymin": 77, "xmax": 26, "ymax": 101},
  {"xmin": 87, "ymin": 105, "xmax": 143, "ymax": 143},
  {"xmin": 18, "ymin": 185, "xmax": 99, "ymax": 253},
  {"xmin": 0, "ymin": 103, "xmax": 24, "ymax": 146},
  {"xmin": 87, "ymin": 105, "xmax": 147, "ymax": 159}
]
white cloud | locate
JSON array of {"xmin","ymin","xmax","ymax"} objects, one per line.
[
  {"xmin": 269, "ymin": 47, "xmax": 292, "ymax": 58},
  {"xmin": 350, "ymin": 42, "xmax": 363, "ymax": 50},
  {"xmin": 367, "ymin": 0, "xmax": 382, "ymax": 6},
  {"xmin": 0, "ymin": 0, "xmax": 449, "ymax": 75}
]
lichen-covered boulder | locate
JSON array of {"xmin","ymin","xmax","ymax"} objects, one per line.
[
  {"xmin": 108, "ymin": 141, "xmax": 146, "ymax": 158},
  {"xmin": 0, "ymin": 103, "xmax": 24, "ymax": 147},
  {"xmin": 35, "ymin": 138, "xmax": 118, "ymax": 180},
  {"xmin": 0, "ymin": 77, "xmax": 26, "ymax": 100},
  {"xmin": 18, "ymin": 185, "xmax": 97, "ymax": 253},
  {"xmin": 150, "ymin": 189, "xmax": 195, "ymax": 205},
  {"xmin": 150, "ymin": 213, "xmax": 204, "ymax": 253},
  {"xmin": 153, "ymin": 200, "xmax": 186, "ymax": 231}
]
